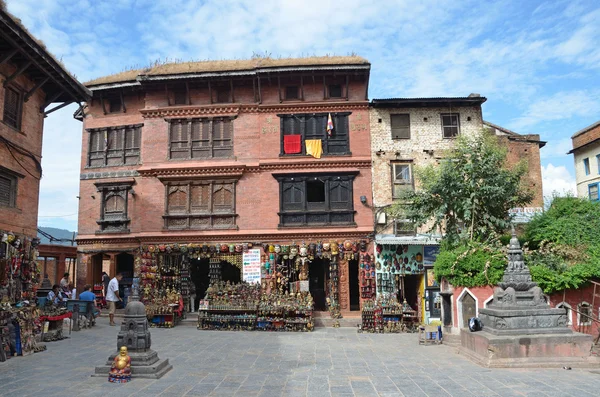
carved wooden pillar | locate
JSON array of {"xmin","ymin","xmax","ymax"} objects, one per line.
[{"xmin": 338, "ymin": 257, "xmax": 349, "ymax": 311}]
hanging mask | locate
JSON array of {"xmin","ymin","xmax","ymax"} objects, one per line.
[
  {"xmin": 229, "ymin": 244, "xmax": 235, "ymax": 253},
  {"xmin": 274, "ymin": 245, "xmax": 281, "ymax": 254},
  {"xmin": 235, "ymin": 244, "xmax": 243, "ymax": 253}
]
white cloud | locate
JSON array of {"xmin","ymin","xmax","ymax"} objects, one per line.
[
  {"xmin": 542, "ymin": 163, "xmax": 576, "ymax": 199},
  {"xmin": 508, "ymin": 90, "xmax": 600, "ymax": 131}
]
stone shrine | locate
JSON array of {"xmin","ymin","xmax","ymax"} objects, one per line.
[
  {"xmin": 460, "ymin": 230, "xmax": 598, "ymax": 367},
  {"xmin": 93, "ymin": 288, "xmax": 172, "ymax": 379}
]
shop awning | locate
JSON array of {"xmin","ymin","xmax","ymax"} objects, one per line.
[{"xmin": 375, "ymin": 234, "xmax": 441, "ymax": 245}]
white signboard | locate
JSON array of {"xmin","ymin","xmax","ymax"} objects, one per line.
[
  {"xmin": 242, "ymin": 249, "xmax": 262, "ymax": 284},
  {"xmin": 509, "ymin": 207, "xmax": 543, "ymax": 223}
]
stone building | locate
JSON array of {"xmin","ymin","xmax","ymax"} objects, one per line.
[
  {"xmin": 75, "ymin": 56, "xmax": 372, "ymax": 314},
  {"xmin": 0, "ymin": 8, "xmax": 90, "ymax": 239},
  {"xmin": 368, "ymin": 95, "xmax": 545, "ymax": 324},
  {"xmin": 569, "ymin": 120, "xmax": 600, "ymax": 200}
]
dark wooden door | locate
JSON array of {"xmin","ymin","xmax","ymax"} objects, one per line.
[{"xmin": 461, "ymin": 293, "xmax": 476, "ymax": 328}]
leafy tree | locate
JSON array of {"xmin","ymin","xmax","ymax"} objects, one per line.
[{"xmin": 387, "ymin": 131, "xmax": 534, "ymax": 247}]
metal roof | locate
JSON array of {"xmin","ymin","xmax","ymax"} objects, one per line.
[
  {"xmin": 371, "ymin": 95, "xmax": 486, "ymax": 108},
  {"xmin": 375, "ymin": 234, "xmax": 441, "ymax": 245}
]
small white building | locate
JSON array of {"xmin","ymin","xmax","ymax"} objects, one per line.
[{"xmin": 569, "ymin": 120, "xmax": 600, "ymax": 201}]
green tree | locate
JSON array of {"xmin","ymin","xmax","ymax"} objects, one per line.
[{"xmin": 387, "ymin": 131, "xmax": 534, "ymax": 247}]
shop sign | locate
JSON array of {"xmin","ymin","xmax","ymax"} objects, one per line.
[
  {"xmin": 242, "ymin": 249, "xmax": 261, "ymax": 284},
  {"xmin": 423, "ymin": 246, "xmax": 440, "ymax": 266},
  {"xmin": 509, "ymin": 207, "xmax": 543, "ymax": 223}
]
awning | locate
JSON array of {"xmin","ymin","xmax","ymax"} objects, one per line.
[{"xmin": 375, "ymin": 234, "xmax": 441, "ymax": 245}]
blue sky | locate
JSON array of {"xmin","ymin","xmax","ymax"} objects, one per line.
[{"xmin": 8, "ymin": 0, "xmax": 599, "ymax": 232}]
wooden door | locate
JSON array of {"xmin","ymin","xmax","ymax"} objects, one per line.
[{"xmin": 461, "ymin": 293, "xmax": 476, "ymax": 328}]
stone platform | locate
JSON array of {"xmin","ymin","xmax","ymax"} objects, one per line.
[
  {"xmin": 93, "ymin": 350, "xmax": 172, "ymax": 379},
  {"xmin": 460, "ymin": 329, "xmax": 600, "ymax": 368}
]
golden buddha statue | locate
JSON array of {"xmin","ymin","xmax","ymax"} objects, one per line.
[{"xmin": 108, "ymin": 346, "xmax": 132, "ymax": 383}]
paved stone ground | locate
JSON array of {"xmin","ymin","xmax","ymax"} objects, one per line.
[{"xmin": 1, "ymin": 316, "xmax": 599, "ymax": 397}]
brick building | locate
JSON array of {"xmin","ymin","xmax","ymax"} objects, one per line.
[
  {"xmin": 569, "ymin": 120, "xmax": 600, "ymax": 200},
  {"xmin": 368, "ymin": 96, "xmax": 545, "ymax": 324},
  {"xmin": 76, "ymin": 56, "xmax": 372, "ymax": 314},
  {"xmin": 0, "ymin": 9, "xmax": 90, "ymax": 239}
]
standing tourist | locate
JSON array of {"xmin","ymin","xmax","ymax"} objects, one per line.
[{"xmin": 106, "ymin": 273, "xmax": 123, "ymax": 326}]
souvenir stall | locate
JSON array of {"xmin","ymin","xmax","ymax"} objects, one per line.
[
  {"xmin": 360, "ymin": 235, "xmax": 441, "ymax": 332},
  {"xmin": 0, "ymin": 231, "xmax": 45, "ymax": 359}
]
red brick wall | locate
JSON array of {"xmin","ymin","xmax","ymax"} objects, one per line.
[
  {"xmin": 77, "ymin": 77, "xmax": 372, "ymax": 239},
  {"xmin": 572, "ymin": 124, "xmax": 600, "ymax": 151},
  {"xmin": 0, "ymin": 63, "xmax": 46, "ymax": 238},
  {"xmin": 498, "ymin": 135, "xmax": 544, "ymax": 208}
]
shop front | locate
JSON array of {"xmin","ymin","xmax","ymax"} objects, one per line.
[
  {"xmin": 365, "ymin": 234, "xmax": 441, "ymax": 331},
  {"xmin": 101, "ymin": 239, "xmax": 375, "ymax": 329}
]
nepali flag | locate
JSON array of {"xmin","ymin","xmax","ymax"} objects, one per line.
[{"xmin": 327, "ymin": 113, "xmax": 334, "ymax": 137}]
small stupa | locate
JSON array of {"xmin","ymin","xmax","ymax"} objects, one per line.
[
  {"xmin": 460, "ymin": 228, "xmax": 598, "ymax": 367},
  {"xmin": 93, "ymin": 287, "xmax": 172, "ymax": 379}
]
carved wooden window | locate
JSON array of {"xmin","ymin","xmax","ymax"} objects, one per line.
[
  {"xmin": 441, "ymin": 113, "xmax": 460, "ymax": 138},
  {"xmin": 0, "ymin": 168, "xmax": 19, "ymax": 208},
  {"xmin": 168, "ymin": 117, "xmax": 233, "ymax": 159},
  {"xmin": 275, "ymin": 173, "xmax": 356, "ymax": 227},
  {"xmin": 173, "ymin": 89, "xmax": 188, "ymax": 105},
  {"xmin": 95, "ymin": 183, "xmax": 133, "ymax": 233},
  {"xmin": 279, "ymin": 112, "xmax": 350, "ymax": 156},
  {"xmin": 328, "ymin": 84, "xmax": 342, "ymax": 98},
  {"xmin": 88, "ymin": 124, "xmax": 142, "ymax": 167},
  {"xmin": 164, "ymin": 180, "xmax": 237, "ymax": 230},
  {"xmin": 216, "ymin": 87, "xmax": 231, "ymax": 103},
  {"xmin": 285, "ymin": 86, "xmax": 299, "ymax": 100},
  {"xmin": 3, "ymin": 86, "xmax": 22, "ymax": 130}
]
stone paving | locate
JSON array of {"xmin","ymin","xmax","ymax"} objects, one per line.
[{"xmin": 1, "ymin": 316, "xmax": 599, "ymax": 396}]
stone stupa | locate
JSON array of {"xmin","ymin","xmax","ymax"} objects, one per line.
[
  {"xmin": 460, "ymin": 229, "xmax": 598, "ymax": 367},
  {"xmin": 93, "ymin": 287, "xmax": 172, "ymax": 378}
]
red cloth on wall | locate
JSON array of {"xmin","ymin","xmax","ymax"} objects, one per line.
[{"xmin": 284, "ymin": 134, "xmax": 302, "ymax": 154}]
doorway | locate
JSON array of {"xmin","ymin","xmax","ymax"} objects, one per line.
[
  {"xmin": 309, "ymin": 258, "xmax": 327, "ymax": 311},
  {"xmin": 190, "ymin": 258, "xmax": 210, "ymax": 309},
  {"xmin": 349, "ymin": 259, "xmax": 359, "ymax": 311},
  {"xmin": 401, "ymin": 274, "xmax": 422, "ymax": 311},
  {"xmin": 91, "ymin": 253, "xmax": 104, "ymax": 286},
  {"xmin": 116, "ymin": 253, "xmax": 134, "ymax": 304},
  {"xmin": 459, "ymin": 290, "xmax": 477, "ymax": 328},
  {"xmin": 221, "ymin": 261, "xmax": 241, "ymax": 284}
]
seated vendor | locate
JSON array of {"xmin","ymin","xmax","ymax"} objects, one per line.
[
  {"xmin": 47, "ymin": 285, "xmax": 64, "ymax": 305},
  {"xmin": 79, "ymin": 284, "xmax": 100, "ymax": 318}
]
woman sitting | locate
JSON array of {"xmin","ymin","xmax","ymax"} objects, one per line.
[{"xmin": 46, "ymin": 285, "xmax": 65, "ymax": 305}]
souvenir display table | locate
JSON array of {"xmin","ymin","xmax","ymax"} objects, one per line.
[
  {"xmin": 198, "ymin": 282, "xmax": 314, "ymax": 331},
  {"xmin": 198, "ymin": 282, "xmax": 260, "ymax": 331},
  {"xmin": 359, "ymin": 297, "xmax": 416, "ymax": 333},
  {"xmin": 39, "ymin": 306, "xmax": 71, "ymax": 341}
]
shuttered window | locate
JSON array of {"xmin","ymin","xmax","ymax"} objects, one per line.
[
  {"xmin": 169, "ymin": 117, "xmax": 233, "ymax": 159},
  {"xmin": 88, "ymin": 124, "xmax": 142, "ymax": 167},
  {"xmin": 391, "ymin": 114, "xmax": 410, "ymax": 139},
  {"xmin": 276, "ymin": 174, "xmax": 355, "ymax": 227},
  {"xmin": 441, "ymin": 113, "xmax": 460, "ymax": 138},
  {"xmin": 164, "ymin": 181, "xmax": 237, "ymax": 230},
  {"xmin": 0, "ymin": 171, "xmax": 17, "ymax": 208},
  {"xmin": 279, "ymin": 112, "xmax": 350, "ymax": 156},
  {"xmin": 3, "ymin": 86, "xmax": 22, "ymax": 130}
]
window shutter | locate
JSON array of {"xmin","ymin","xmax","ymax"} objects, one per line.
[
  {"xmin": 0, "ymin": 175, "xmax": 12, "ymax": 206},
  {"xmin": 282, "ymin": 181, "xmax": 304, "ymax": 211},
  {"xmin": 167, "ymin": 186, "xmax": 188, "ymax": 213},
  {"xmin": 190, "ymin": 184, "xmax": 210, "ymax": 213},
  {"xmin": 391, "ymin": 114, "xmax": 410, "ymax": 139},
  {"xmin": 329, "ymin": 180, "xmax": 352, "ymax": 210},
  {"xmin": 327, "ymin": 114, "xmax": 349, "ymax": 154},
  {"xmin": 212, "ymin": 183, "xmax": 234, "ymax": 213},
  {"xmin": 3, "ymin": 87, "xmax": 21, "ymax": 129}
]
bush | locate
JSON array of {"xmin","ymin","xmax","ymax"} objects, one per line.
[{"xmin": 434, "ymin": 242, "xmax": 506, "ymax": 288}]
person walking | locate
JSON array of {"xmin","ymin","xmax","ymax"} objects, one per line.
[{"xmin": 106, "ymin": 273, "xmax": 123, "ymax": 326}]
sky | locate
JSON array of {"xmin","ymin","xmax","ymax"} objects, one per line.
[{"xmin": 7, "ymin": 0, "xmax": 600, "ymax": 232}]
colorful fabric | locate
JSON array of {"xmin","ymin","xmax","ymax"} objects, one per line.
[
  {"xmin": 327, "ymin": 113, "xmax": 334, "ymax": 137},
  {"xmin": 305, "ymin": 139, "xmax": 323, "ymax": 159},
  {"xmin": 284, "ymin": 134, "xmax": 302, "ymax": 154}
]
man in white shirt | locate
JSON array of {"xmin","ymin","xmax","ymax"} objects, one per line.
[{"xmin": 106, "ymin": 273, "xmax": 123, "ymax": 326}]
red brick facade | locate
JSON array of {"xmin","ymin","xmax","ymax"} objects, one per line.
[{"xmin": 76, "ymin": 58, "xmax": 372, "ymax": 313}]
